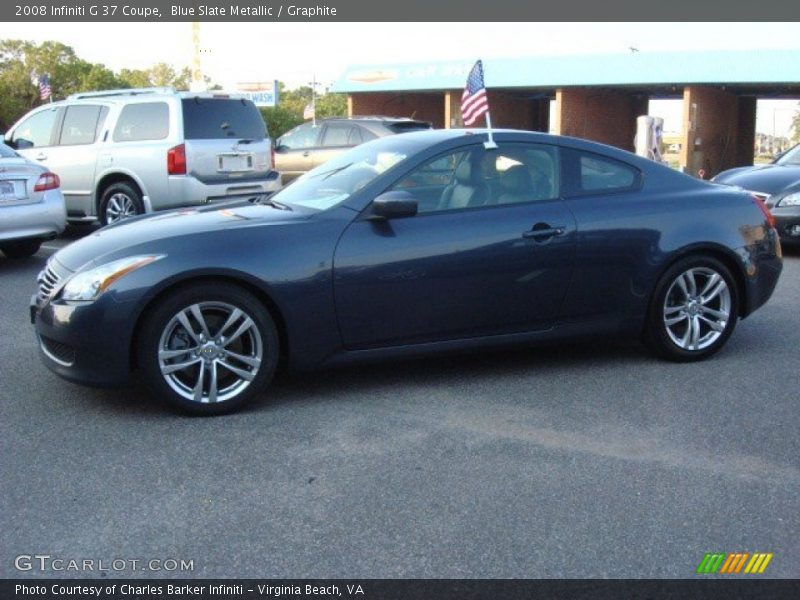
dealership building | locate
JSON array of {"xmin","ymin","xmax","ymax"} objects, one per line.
[{"xmin": 331, "ymin": 50, "xmax": 800, "ymax": 178}]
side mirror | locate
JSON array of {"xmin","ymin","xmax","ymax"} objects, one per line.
[
  {"xmin": 275, "ymin": 144, "xmax": 289, "ymax": 153},
  {"xmin": 371, "ymin": 190, "xmax": 418, "ymax": 219}
]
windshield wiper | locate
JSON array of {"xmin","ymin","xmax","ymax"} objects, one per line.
[
  {"xmin": 251, "ymin": 194, "xmax": 292, "ymax": 210},
  {"xmin": 312, "ymin": 162, "xmax": 353, "ymax": 181}
]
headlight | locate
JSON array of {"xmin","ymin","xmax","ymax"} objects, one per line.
[
  {"xmin": 62, "ymin": 255, "xmax": 164, "ymax": 301},
  {"xmin": 778, "ymin": 192, "xmax": 800, "ymax": 207}
]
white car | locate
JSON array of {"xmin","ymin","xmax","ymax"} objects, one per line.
[
  {"xmin": 4, "ymin": 87, "xmax": 280, "ymax": 225},
  {"xmin": 0, "ymin": 143, "xmax": 66, "ymax": 258}
]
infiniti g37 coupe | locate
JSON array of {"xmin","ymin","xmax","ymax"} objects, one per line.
[{"xmin": 31, "ymin": 130, "xmax": 783, "ymax": 414}]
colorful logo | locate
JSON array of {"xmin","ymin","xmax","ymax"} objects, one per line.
[{"xmin": 697, "ymin": 552, "xmax": 773, "ymax": 574}]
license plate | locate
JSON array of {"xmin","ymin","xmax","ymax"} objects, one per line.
[
  {"xmin": 218, "ymin": 154, "xmax": 254, "ymax": 173},
  {"xmin": 0, "ymin": 180, "xmax": 15, "ymax": 201}
]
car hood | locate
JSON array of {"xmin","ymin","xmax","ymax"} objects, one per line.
[
  {"xmin": 53, "ymin": 202, "xmax": 311, "ymax": 272},
  {"xmin": 713, "ymin": 164, "xmax": 800, "ymax": 196}
]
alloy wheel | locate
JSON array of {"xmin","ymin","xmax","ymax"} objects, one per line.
[
  {"xmin": 157, "ymin": 302, "xmax": 263, "ymax": 404},
  {"xmin": 105, "ymin": 193, "xmax": 138, "ymax": 223},
  {"xmin": 662, "ymin": 267, "xmax": 732, "ymax": 351}
]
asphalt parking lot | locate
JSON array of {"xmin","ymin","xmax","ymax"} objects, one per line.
[{"xmin": 1, "ymin": 230, "xmax": 798, "ymax": 578}]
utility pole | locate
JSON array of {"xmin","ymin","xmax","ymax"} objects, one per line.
[{"xmin": 190, "ymin": 21, "xmax": 204, "ymax": 92}]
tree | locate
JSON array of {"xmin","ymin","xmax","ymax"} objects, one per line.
[
  {"xmin": 792, "ymin": 102, "xmax": 800, "ymax": 144},
  {"xmin": 0, "ymin": 39, "xmax": 125, "ymax": 130},
  {"xmin": 118, "ymin": 63, "xmax": 193, "ymax": 90}
]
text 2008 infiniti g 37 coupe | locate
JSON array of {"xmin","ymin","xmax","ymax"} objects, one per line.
[{"xmin": 31, "ymin": 130, "xmax": 782, "ymax": 414}]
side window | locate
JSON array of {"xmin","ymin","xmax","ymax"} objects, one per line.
[
  {"xmin": 348, "ymin": 126, "xmax": 364, "ymax": 145},
  {"xmin": 390, "ymin": 143, "xmax": 560, "ymax": 214},
  {"xmin": 113, "ymin": 102, "xmax": 169, "ymax": 142},
  {"xmin": 10, "ymin": 109, "xmax": 58, "ymax": 149},
  {"xmin": 578, "ymin": 153, "xmax": 638, "ymax": 193},
  {"xmin": 278, "ymin": 124, "xmax": 319, "ymax": 150},
  {"xmin": 390, "ymin": 149, "xmax": 470, "ymax": 213},
  {"xmin": 484, "ymin": 143, "xmax": 560, "ymax": 204},
  {"xmin": 58, "ymin": 105, "xmax": 103, "ymax": 145},
  {"xmin": 358, "ymin": 126, "xmax": 377, "ymax": 142},
  {"xmin": 321, "ymin": 124, "xmax": 356, "ymax": 147}
]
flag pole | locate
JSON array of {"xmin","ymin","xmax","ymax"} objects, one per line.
[
  {"xmin": 484, "ymin": 110, "xmax": 496, "ymax": 149},
  {"xmin": 311, "ymin": 73, "xmax": 316, "ymax": 127}
]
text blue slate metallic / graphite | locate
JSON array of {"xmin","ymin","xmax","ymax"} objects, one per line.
[{"xmin": 30, "ymin": 130, "xmax": 783, "ymax": 415}]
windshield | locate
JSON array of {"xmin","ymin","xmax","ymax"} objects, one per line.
[
  {"xmin": 775, "ymin": 144, "xmax": 800, "ymax": 166},
  {"xmin": 272, "ymin": 137, "xmax": 418, "ymax": 210}
]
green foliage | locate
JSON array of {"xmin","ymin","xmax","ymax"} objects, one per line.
[
  {"xmin": 792, "ymin": 102, "xmax": 800, "ymax": 144},
  {"xmin": 0, "ymin": 40, "xmax": 200, "ymax": 131},
  {"xmin": 260, "ymin": 83, "xmax": 348, "ymax": 139}
]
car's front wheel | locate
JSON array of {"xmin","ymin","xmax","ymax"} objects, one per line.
[
  {"xmin": 137, "ymin": 283, "xmax": 279, "ymax": 415},
  {"xmin": 645, "ymin": 256, "xmax": 739, "ymax": 361}
]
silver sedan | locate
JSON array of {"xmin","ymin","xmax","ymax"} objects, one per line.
[{"xmin": 0, "ymin": 143, "xmax": 66, "ymax": 258}]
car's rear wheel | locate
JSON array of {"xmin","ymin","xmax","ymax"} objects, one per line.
[
  {"xmin": 1, "ymin": 239, "xmax": 42, "ymax": 259},
  {"xmin": 645, "ymin": 256, "xmax": 739, "ymax": 361},
  {"xmin": 137, "ymin": 283, "xmax": 279, "ymax": 415},
  {"xmin": 100, "ymin": 182, "xmax": 143, "ymax": 225}
]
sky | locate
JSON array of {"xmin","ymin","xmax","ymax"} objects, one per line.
[{"xmin": 1, "ymin": 21, "xmax": 798, "ymax": 135}]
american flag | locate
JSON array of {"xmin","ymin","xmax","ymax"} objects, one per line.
[
  {"xmin": 38, "ymin": 74, "xmax": 52, "ymax": 101},
  {"xmin": 461, "ymin": 60, "xmax": 488, "ymax": 127}
]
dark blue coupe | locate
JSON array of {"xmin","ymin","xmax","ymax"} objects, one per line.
[{"xmin": 31, "ymin": 130, "xmax": 783, "ymax": 414}]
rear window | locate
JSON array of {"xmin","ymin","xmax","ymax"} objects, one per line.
[
  {"xmin": 113, "ymin": 102, "xmax": 169, "ymax": 142},
  {"xmin": 181, "ymin": 98, "xmax": 266, "ymax": 140},
  {"xmin": 388, "ymin": 121, "xmax": 432, "ymax": 134}
]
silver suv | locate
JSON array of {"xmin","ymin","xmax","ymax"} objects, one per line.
[{"xmin": 4, "ymin": 87, "xmax": 280, "ymax": 225}]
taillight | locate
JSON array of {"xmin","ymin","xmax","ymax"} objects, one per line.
[
  {"xmin": 34, "ymin": 172, "xmax": 60, "ymax": 192},
  {"xmin": 751, "ymin": 194, "xmax": 776, "ymax": 229},
  {"xmin": 167, "ymin": 144, "xmax": 187, "ymax": 175}
]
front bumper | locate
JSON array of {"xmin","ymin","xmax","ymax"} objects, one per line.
[
  {"xmin": 31, "ymin": 290, "xmax": 136, "ymax": 387},
  {"xmin": 772, "ymin": 206, "xmax": 800, "ymax": 243}
]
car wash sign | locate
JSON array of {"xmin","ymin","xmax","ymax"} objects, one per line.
[{"xmin": 235, "ymin": 81, "xmax": 279, "ymax": 107}]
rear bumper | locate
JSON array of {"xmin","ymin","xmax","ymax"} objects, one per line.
[
  {"xmin": 0, "ymin": 189, "xmax": 66, "ymax": 242},
  {"xmin": 159, "ymin": 171, "xmax": 281, "ymax": 211},
  {"xmin": 741, "ymin": 229, "xmax": 783, "ymax": 317}
]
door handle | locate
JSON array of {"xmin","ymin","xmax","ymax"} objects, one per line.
[
  {"xmin": 302, "ymin": 151, "xmax": 311, "ymax": 157},
  {"xmin": 35, "ymin": 153, "xmax": 48, "ymax": 161},
  {"xmin": 522, "ymin": 224, "xmax": 566, "ymax": 240}
]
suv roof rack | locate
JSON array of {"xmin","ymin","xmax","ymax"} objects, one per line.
[{"xmin": 67, "ymin": 87, "xmax": 176, "ymax": 100}]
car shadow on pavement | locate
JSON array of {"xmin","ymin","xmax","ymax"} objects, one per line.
[{"xmin": 254, "ymin": 339, "xmax": 649, "ymax": 414}]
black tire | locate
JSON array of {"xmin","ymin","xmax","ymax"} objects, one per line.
[
  {"xmin": 644, "ymin": 255, "xmax": 739, "ymax": 362},
  {"xmin": 1, "ymin": 239, "xmax": 42, "ymax": 259},
  {"xmin": 137, "ymin": 282, "xmax": 279, "ymax": 415},
  {"xmin": 99, "ymin": 182, "xmax": 144, "ymax": 226}
]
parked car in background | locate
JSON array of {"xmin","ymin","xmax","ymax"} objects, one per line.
[
  {"xmin": 4, "ymin": 87, "xmax": 280, "ymax": 225},
  {"xmin": 0, "ymin": 142, "xmax": 65, "ymax": 258},
  {"xmin": 713, "ymin": 143, "xmax": 800, "ymax": 244},
  {"xmin": 31, "ymin": 130, "xmax": 781, "ymax": 415},
  {"xmin": 274, "ymin": 116, "xmax": 431, "ymax": 183}
]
